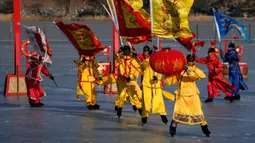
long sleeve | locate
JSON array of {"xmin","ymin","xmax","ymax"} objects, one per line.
[
  {"xmin": 195, "ymin": 56, "xmax": 207, "ymax": 64},
  {"xmin": 41, "ymin": 65, "xmax": 51, "ymax": 78},
  {"xmin": 165, "ymin": 74, "xmax": 180, "ymax": 86},
  {"xmin": 182, "ymin": 66, "xmax": 206, "ymax": 81},
  {"xmin": 215, "ymin": 58, "xmax": 223, "ymax": 74},
  {"xmin": 129, "ymin": 59, "xmax": 141, "ymax": 80},
  {"xmin": 224, "ymin": 50, "xmax": 239, "ymax": 62},
  {"xmin": 92, "ymin": 60, "xmax": 100, "ymax": 77},
  {"xmin": 156, "ymin": 73, "xmax": 162, "ymax": 80},
  {"xmin": 140, "ymin": 58, "xmax": 150, "ymax": 73},
  {"xmin": 182, "ymin": 71, "xmax": 198, "ymax": 81}
]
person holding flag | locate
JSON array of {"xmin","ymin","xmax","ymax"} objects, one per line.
[
  {"xmin": 213, "ymin": 9, "xmax": 251, "ymax": 44},
  {"xmin": 54, "ymin": 21, "xmax": 116, "ymax": 109},
  {"xmin": 222, "ymin": 42, "xmax": 248, "ymax": 100},
  {"xmin": 74, "ymin": 55, "xmax": 102, "ymax": 110},
  {"xmin": 195, "ymin": 48, "xmax": 236, "ymax": 103},
  {"xmin": 114, "ymin": 45, "xmax": 143, "ymax": 118},
  {"xmin": 140, "ymin": 46, "xmax": 168, "ymax": 125},
  {"xmin": 24, "ymin": 54, "xmax": 54, "ymax": 107},
  {"xmin": 207, "ymin": 9, "xmax": 251, "ymax": 101},
  {"xmin": 21, "ymin": 26, "xmax": 55, "ymax": 107}
]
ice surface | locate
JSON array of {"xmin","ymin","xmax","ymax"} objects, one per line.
[{"xmin": 0, "ymin": 21, "xmax": 255, "ymax": 143}]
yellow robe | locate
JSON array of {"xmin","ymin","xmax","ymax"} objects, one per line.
[
  {"xmin": 166, "ymin": 65, "xmax": 207, "ymax": 125},
  {"xmin": 75, "ymin": 60, "xmax": 99, "ymax": 106},
  {"xmin": 115, "ymin": 55, "xmax": 142, "ymax": 108},
  {"xmin": 141, "ymin": 58, "xmax": 166, "ymax": 117}
]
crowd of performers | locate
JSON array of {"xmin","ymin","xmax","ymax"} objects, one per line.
[{"xmin": 23, "ymin": 41, "xmax": 248, "ymax": 137}]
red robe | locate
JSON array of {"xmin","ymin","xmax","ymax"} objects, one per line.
[
  {"xmin": 25, "ymin": 56, "xmax": 51, "ymax": 105},
  {"xmin": 196, "ymin": 53, "xmax": 235, "ymax": 99}
]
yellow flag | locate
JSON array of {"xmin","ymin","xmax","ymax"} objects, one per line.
[
  {"xmin": 152, "ymin": 0, "xmax": 194, "ymax": 38},
  {"xmin": 123, "ymin": 0, "xmax": 194, "ymax": 38},
  {"xmin": 123, "ymin": 0, "xmax": 151, "ymax": 29}
]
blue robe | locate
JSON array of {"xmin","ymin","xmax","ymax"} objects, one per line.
[{"xmin": 224, "ymin": 49, "xmax": 248, "ymax": 95}]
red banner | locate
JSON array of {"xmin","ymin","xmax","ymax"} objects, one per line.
[
  {"xmin": 55, "ymin": 21, "xmax": 105, "ymax": 56},
  {"xmin": 113, "ymin": 0, "xmax": 150, "ymax": 37},
  {"xmin": 125, "ymin": 35, "xmax": 152, "ymax": 44},
  {"xmin": 176, "ymin": 32, "xmax": 204, "ymax": 53}
]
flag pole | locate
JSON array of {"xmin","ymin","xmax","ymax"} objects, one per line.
[
  {"xmin": 109, "ymin": 0, "xmax": 124, "ymax": 46},
  {"xmin": 106, "ymin": 0, "xmax": 115, "ymax": 22},
  {"xmin": 149, "ymin": 0, "xmax": 157, "ymax": 95},
  {"xmin": 102, "ymin": 4, "xmax": 115, "ymax": 23},
  {"xmin": 212, "ymin": 8, "xmax": 224, "ymax": 60}
]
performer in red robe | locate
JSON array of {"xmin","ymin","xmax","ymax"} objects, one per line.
[
  {"xmin": 25, "ymin": 55, "xmax": 54, "ymax": 107},
  {"xmin": 196, "ymin": 48, "xmax": 236, "ymax": 103}
]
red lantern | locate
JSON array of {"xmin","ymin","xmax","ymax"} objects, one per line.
[{"xmin": 149, "ymin": 48, "xmax": 187, "ymax": 76}]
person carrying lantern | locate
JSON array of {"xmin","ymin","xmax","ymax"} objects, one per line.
[
  {"xmin": 140, "ymin": 46, "xmax": 168, "ymax": 125},
  {"xmin": 195, "ymin": 48, "xmax": 236, "ymax": 103},
  {"xmin": 167, "ymin": 54, "xmax": 211, "ymax": 137},
  {"xmin": 114, "ymin": 45, "xmax": 143, "ymax": 118},
  {"xmin": 222, "ymin": 42, "xmax": 248, "ymax": 100},
  {"xmin": 74, "ymin": 55, "xmax": 102, "ymax": 110}
]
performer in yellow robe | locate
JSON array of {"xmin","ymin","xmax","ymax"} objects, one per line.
[
  {"xmin": 166, "ymin": 54, "xmax": 211, "ymax": 137},
  {"xmin": 140, "ymin": 46, "xmax": 168, "ymax": 125},
  {"xmin": 115, "ymin": 45, "xmax": 143, "ymax": 118},
  {"xmin": 74, "ymin": 55, "xmax": 102, "ymax": 110}
]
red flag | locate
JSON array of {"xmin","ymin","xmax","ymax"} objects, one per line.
[
  {"xmin": 175, "ymin": 32, "xmax": 196, "ymax": 52},
  {"xmin": 55, "ymin": 21, "xmax": 105, "ymax": 56},
  {"xmin": 113, "ymin": 0, "xmax": 151, "ymax": 37},
  {"xmin": 176, "ymin": 32, "xmax": 205, "ymax": 53},
  {"xmin": 125, "ymin": 36, "xmax": 149, "ymax": 44}
]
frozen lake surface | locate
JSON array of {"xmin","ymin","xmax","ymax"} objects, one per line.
[{"xmin": 0, "ymin": 21, "xmax": 255, "ymax": 143}]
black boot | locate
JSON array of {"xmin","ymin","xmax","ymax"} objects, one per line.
[
  {"xmin": 160, "ymin": 115, "xmax": 168, "ymax": 125},
  {"xmin": 93, "ymin": 104, "xmax": 100, "ymax": 110},
  {"xmin": 224, "ymin": 96, "xmax": 233, "ymax": 103},
  {"xmin": 201, "ymin": 124, "xmax": 211, "ymax": 137},
  {"xmin": 204, "ymin": 98, "xmax": 213, "ymax": 103},
  {"xmin": 116, "ymin": 108, "xmax": 122, "ymax": 118},
  {"xmin": 138, "ymin": 108, "xmax": 143, "ymax": 116},
  {"xmin": 132, "ymin": 105, "xmax": 137, "ymax": 112},
  {"xmin": 38, "ymin": 102, "xmax": 44, "ymax": 106},
  {"xmin": 115, "ymin": 106, "xmax": 118, "ymax": 112},
  {"xmin": 30, "ymin": 103, "xmax": 44, "ymax": 107},
  {"xmin": 233, "ymin": 94, "xmax": 241, "ymax": 100},
  {"xmin": 141, "ymin": 117, "xmax": 147, "ymax": 125},
  {"xmin": 169, "ymin": 120, "xmax": 177, "ymax": 137},
  {"xmin": 87, "ymin": 105, "xmax": 93, "ymax": 110}
]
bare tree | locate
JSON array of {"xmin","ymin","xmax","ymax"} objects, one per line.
[
  {"xmin": 0, "ymin": 0, "xmax": 13, "ymax": 14},
  {"xmin": 64, "ymin": 0, "xmax": 71, "ymax": 16}
]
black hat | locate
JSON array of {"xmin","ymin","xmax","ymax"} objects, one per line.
[
  {"xmin": 228, "ymin": 42, "xmax": 236, "ymax": 48},
  {"xmin": 122, "ymin": 45, "xmax": 131, "ymax": 51},
  {"xmin": 186, "ymin": 54, "xmax": 195, "ymax": 62},
  {"xmin": 208, "ymin": 48, "xmax": 215, "ymax": 54},
  {"xmin": 81, "ymin": 57, "xmax": 86, "ymax": 63},
  {"xmin": 143, "ymin": 46, "xmax": 150, "ymax": 52}
]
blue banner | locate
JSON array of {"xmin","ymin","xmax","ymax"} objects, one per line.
[{"xmin": 213, "ymin": 11, "xmax": 251, "ymax": 42}]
